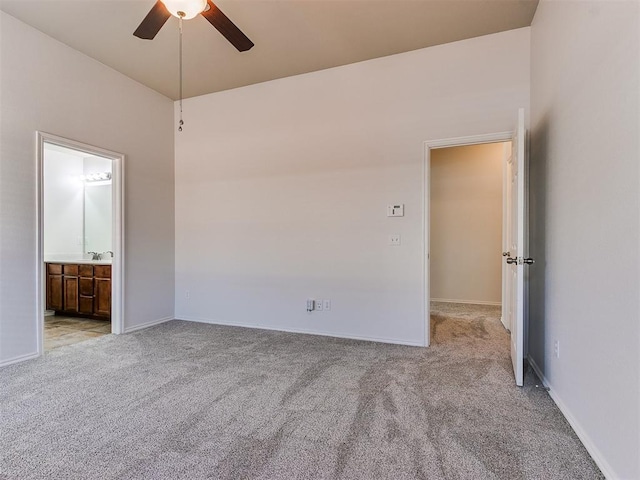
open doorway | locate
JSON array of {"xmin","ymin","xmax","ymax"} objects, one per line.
[
  {"xmin": 428, "ymin": 141, "xmax": 510, "ymax": 346},
  {"xmin": 424, "ymin": 111, "xmax": 528, "ymax": 386},
  {"xmin": 423, "ymin": 132, "xmax": 514, "ymax": 346},
  {"xmin": 36, "ymin": 133, "xmax": 124, "ymax": 354}
]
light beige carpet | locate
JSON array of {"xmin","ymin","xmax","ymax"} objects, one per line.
[{"xmin": 0, "ymin": 303, "xmax": 602, "ymax": 479}]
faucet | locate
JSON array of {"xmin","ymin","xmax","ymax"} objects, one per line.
[
  {"xmin": 88, "ymin": 251, "xmax": 102, "ymax": 261},
  {"xmin": 104, "ymin": 251, "xmax": 114, "ymax": 258}
]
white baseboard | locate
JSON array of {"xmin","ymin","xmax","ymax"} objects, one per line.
[
  {"xmin": 176, "ymin": 315, "xmax": 426, "ymax": 347},
  {"xmin": 528, "ymin": 356, "xmax": 616, "ymax": 480},
  {"xmin": 431, "ymin": 298, "xmax": 501, "ymax": 306},
  {"xmin": 123, "ymin": 316, "xmax": 173, "ymax": 333},
  {"xmin": 0, "ymin": 351, "xmax": 40, "ymax": 368}
]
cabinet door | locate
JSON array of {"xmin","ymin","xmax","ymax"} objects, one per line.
[
  {"xmin": 63, "ymin": 276, "xmax": 79, "ymax": 313},
  {"xmin": 47, "ymin": 274, "xmax": 63, "ymax": 311},
  {"xmin": 94, "ymin": 278, "xmax": 111, "ymax": 317}
]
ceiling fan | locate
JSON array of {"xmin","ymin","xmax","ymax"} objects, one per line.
[
  {"xmin": 134, "ymin": 0, "xmax": 253, "ymax": 131},
  {"xmin": 133, "ymin": 0, "xmax": 254, "ymax": 52}
]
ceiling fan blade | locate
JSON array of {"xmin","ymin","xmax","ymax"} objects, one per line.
[
  {"xmin": 201, "ymin": 0, "xmax": 254, "ymax": 52},
  {"xmin": 134, "ymin": 1, "xmax": 171, "ymax": 40}
]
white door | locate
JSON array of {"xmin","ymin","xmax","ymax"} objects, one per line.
[
  {"xmin": 501, "ymin": 142, "xmax": 512, "ymax": 332},
  {"xmin": 506, "ymin": 108, "xmax": 528, "ymax": 387}
]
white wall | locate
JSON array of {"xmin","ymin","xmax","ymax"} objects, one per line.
[
  {"xmin": 0, "ymin": 12, "xmax": 176, "ymax": 365},
  {"xmin": 175, "ymin": 28, "xmax": 530, "ymax": 345},
  {"xmin": 43, "ymin": 149, "xmax": 84, "ymax": 259},
  {"xmin": 529, "ymin": 1, "xmax": 640, "ymax": 478},
  {"xmin": 430, "ymin": 143, "xmax": 505, "ymax": 304}
]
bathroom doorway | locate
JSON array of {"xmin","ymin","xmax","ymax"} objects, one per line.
[{"xmin": 36, "ymin": 133, "xmax": 124, "ymax": 353}]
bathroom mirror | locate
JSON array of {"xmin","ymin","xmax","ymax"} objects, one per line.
[
  {"xmin": 83, "ymin": 157, "xmax": 112, "ymax": 255},
  {"xmin": 43, "ymin": 143, "xmax": 113, "ymax": 262}
]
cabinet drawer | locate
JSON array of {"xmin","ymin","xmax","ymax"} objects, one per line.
[
  {"xmin": 63, "ymin": 264, "xmax": 79, "ymax": 275},
  {"xmin": 94, "ymin": 265, "xmax": 111, "ymax": 279},
  {"xmin": 79, "ymin": 265, "xmax": 93, "ymax": 277},
  {"xmin": 47, "ymin": 264, "xmax": 62, "ymax": 275},
  {"xmin": 79, "ymin": 277, "xmax": 94, "ymax": 296},
  {"xmin": 79, "ymin": 296, "xmax": 94, "ymax": 315}
]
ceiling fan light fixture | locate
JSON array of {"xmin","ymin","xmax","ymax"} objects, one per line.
[{"xmin": 161, "ymin": 0, "xmax": 207, "ymax": 20}]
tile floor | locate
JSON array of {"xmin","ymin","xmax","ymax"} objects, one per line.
[{"xmin": 44, "ymin": 315, "xmax": 111, "ymax": 351}]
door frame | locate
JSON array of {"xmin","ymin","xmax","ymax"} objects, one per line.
[
  {"xmin": 422, "ymin": 131, "xmax": 513, "ymax": 346},
  {"xmin": 36, "ymin": 132, "xmax": 125, "ymax": 354}
]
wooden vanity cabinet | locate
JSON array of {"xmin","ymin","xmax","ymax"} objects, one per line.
[{"xmin": 46, "ymin": 263, "xmax": 111, "ymax": 320}]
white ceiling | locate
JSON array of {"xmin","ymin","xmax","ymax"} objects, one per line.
[{"xmin": 0, "ymin": 0, "xmax": 538, "ymax": 100}]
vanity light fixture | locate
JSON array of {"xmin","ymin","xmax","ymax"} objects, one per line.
[{"xmin": 82, "ymin": 172, "xmax": 112, "ymax": 183}]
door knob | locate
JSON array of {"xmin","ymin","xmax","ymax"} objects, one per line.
[{"xmin": 506, "ymin": 257, "xmax": 535, "ymax": 265}]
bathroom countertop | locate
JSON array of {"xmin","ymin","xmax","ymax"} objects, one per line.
[{"xmin": 44, "ymin": 258, "xmax": 112, "ymax": 265}]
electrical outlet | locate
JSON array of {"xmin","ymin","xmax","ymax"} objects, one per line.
[
  {"xmin": 554, "ymin": 340, "xmax": 560, "ymax": 358},
  {"xmin": 323, "ymin": 299, "xmax": 331, "ymax": 311},
  {"xmin": 389, "ymin": 234, "xmax": 401, "ymax": 246},
  {"xmin": 316, "ymin": 299, "xmax": 323, "ymax": 311}
]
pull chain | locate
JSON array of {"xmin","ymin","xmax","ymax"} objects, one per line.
[{"xmin": 178, "ymin": 15, "xmax": 184, "ymax": 132}]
